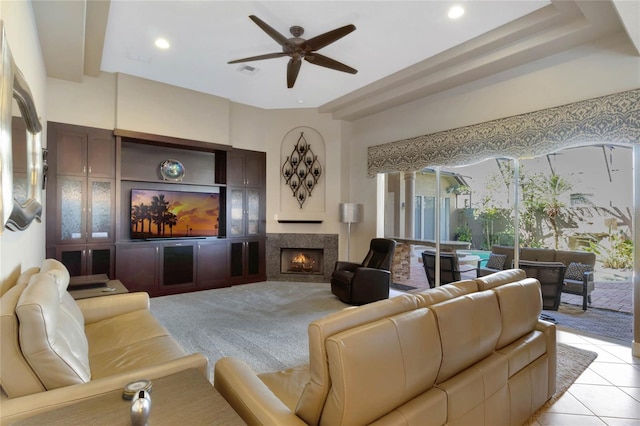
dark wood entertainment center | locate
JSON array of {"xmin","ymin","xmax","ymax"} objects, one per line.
[{"xmin": 45, "ymin": 122, "xmax": 266, "ymax": 296}]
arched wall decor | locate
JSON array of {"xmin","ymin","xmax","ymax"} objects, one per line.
[
  {"xmin": 368, "ymin": 88, "xmax": 640, "ymax": 176},
  {"xmin": 280, "ymin": 126, "xmax": 326, "ymax": 213},
  {"xmin": 0, "ymin": 20, "xmax": 44, "ymax": 233}
]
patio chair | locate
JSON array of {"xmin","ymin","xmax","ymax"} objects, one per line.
[
  {"xmin": 421, "ymin": 250, "xmax": 479, "ymax": 288},
  {"xmin": 518, "ymin": 260, "xmax": 566, "ymax": 311}
]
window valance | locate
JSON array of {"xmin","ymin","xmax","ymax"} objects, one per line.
[{"xmin": 368, "ymin": 88, "xmax": 640, "ymax": 177}]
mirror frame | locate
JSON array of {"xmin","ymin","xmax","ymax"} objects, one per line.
[{"xmin": 0, "ymin": 20, "xmax": 44, "ymax": 233}]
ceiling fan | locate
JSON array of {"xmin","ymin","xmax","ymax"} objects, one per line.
[{"xmin": 228, "ymin": 15, "xmax": 358, "ymax": 88}]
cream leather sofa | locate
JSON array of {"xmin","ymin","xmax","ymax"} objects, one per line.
[
  {"xmin": 214, "ymin": 269, "xmax": 556, "ymax": 426},
  {"xmin": 0, "ymin": 259, "xmax": 208, "ymax": 423}
]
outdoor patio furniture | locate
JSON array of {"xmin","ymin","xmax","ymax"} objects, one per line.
[
  {"xmin": 518, "ymin": 260, "xmax": 567, "ymax": 311},
  {"xmin": 421, "ymin": 250, "xmax": 479, "ymax": 288},
  {"xmin": 479, "ymin": 246, "xmax": 597, "ymax": 310}
]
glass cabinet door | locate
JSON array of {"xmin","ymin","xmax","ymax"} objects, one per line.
[
  {"xmin": 89, "ymin": 179, "xmax": 113, "ymax": 240},
  {"xmin": 230, "ymin": 188, "xmax": 245, "ymax": 236},
  {"xmin": 247, "ymin": 188, "xmax": 260, "ymax": 236},
  {"xmin": 58, "ymin": 177, "xmax": 85, "ymax": 241}
]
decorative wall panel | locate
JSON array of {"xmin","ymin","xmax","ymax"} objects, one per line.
[{"xmin": 368, "ymin": 89, "xmax": 640, "ymax": 177}]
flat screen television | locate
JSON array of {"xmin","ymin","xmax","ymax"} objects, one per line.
[{"xmin": 130, "ymin": 188, "xmax": 220, "ymax": 239}]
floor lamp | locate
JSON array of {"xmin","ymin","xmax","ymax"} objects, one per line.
[{"xmin": 339, "ymin": 203, "xmax": 363, "ymax": 262}]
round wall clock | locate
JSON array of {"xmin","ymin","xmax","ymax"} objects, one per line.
[{"xmin": 160, "ymin": 159, "xmax": 185, "ymax": 181}]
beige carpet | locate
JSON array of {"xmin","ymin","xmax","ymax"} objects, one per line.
[{"xmin": 151, "ymin": 281, "xmax": 597, "ymax": 421}]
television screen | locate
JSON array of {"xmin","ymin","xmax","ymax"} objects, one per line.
[{"xmin": 130, "ymin": 189, "xmax": 220, "ymax": 239}]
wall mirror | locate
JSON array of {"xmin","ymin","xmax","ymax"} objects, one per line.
[{"xmin": 0, "ymin": 20, "xmax": 44, "ymax": 233}]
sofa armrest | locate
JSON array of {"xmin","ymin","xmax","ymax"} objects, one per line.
[
  {"xmin": 76, "ymin": 292, "xmax": 150, "ymax": 324},
  {"xmin": 214, "ymin": 357, "xmax": 307, "ymax": 426},
  {"xmin": 1, "ymin": 353, "xmax": 208, "ymax": 423}
]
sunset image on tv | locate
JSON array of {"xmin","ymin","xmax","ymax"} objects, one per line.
[{"xmin": 130, "ymin": 189, "xmax": 219, "ymax": 239}]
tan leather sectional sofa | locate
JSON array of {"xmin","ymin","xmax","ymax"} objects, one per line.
[
  {"xmin": 0, "ymin": 259, "xmax": 209, "ymax": 423},
  {"xmin": 215, "ymin": 269, "xmax": 556, "ymax": 426}
]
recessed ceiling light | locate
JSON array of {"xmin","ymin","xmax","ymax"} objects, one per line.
[
  {"xmin": 154, "ymin": 38, "xmax": 170, "ymax": 49},
  {"xmin": 297, "ymin": 100, "xmax": 304, "ymax": 104},
  {"xmin": 448, "ymin": 5, "xmax": 465, "ymax": 19}
]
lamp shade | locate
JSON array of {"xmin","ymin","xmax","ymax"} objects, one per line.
[{"xmin": 339, "ymin": 203, "xmax": 363, "ymax": 224}]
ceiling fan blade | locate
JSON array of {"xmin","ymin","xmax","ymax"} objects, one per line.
[
  {"xmin": 228, "ymin": 52, "xmax": 287, "ymax": 64},
  {"xmin": 249, "ymin": 15, "xmax": 289, "ymax": 46},
  {"xmin": 303, "ymin": 24, "xmax": 356, "ymax": 51},
  {"xmin": 287, "ymin": 58, "xmax": 302, "ymax": 88},
  {"xmin": 305, "ymin": 53, "xmax": 357, "ymax": 74}
]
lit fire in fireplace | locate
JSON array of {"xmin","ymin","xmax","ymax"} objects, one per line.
[{"xmin": 290, "ymin": 253, "xmax": 315, "ymax": 272}]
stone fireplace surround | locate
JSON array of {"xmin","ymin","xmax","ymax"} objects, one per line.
[{"xmin": 266, "ymin": 233, "xmax": 338, "ymax": 283}]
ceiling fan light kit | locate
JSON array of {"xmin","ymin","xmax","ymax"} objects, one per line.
[{"xmin": 228, "ymin": 15, "xmax": 357, "ymax": 88}]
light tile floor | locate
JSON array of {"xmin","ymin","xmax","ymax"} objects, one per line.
[{"xmin": 532, "ymin": 328, "xmax": 640, "ymax": 425}]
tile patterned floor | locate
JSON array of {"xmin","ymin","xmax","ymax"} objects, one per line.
[{"xmin": 532, "ymin": 329, "xmax": 640, "ymax": 425}]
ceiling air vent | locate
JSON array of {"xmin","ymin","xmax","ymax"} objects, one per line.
[{"xmin": 237, "ymin": 64, "xmax": 259, "ymax": 75}]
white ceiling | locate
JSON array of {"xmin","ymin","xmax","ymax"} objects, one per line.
[
  {"xmin": 99, "ymin": 1, "xmax": 549, "ymax": 110},
  {"xmin": 31, "ymin": 0, "xmax": 638, "ymax": 119}
]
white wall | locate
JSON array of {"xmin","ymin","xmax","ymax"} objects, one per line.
[
  {"xmin": 0, "ymin": 1, "xmax": 48, "ymax": 288},
  {"xmin": 229, "ymin": 102, "xmax": 344, "ymax": 239},
  {"xmin": 116, "ymin": 74, "xmax": 231, "ymax": 145},
  {"xmin": 345, "ymin": 32, "xmax": 640, "ymax": 262},
  {"xmin": 47, "ymin": 73, "xmax": 116, "ymax": 129}
]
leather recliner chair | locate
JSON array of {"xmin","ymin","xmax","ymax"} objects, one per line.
[{"xmin": 330, "ymin": 238, "xmax": 396, "ymax": 305}]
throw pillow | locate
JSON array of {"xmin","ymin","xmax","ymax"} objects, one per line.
[
  {"xmin": 486, "ymin": 253, "xmax": 507, "ymax": 270},
  {"xmin": 565, "ymin": 262, "xmax": 593, "ymax": 281}
]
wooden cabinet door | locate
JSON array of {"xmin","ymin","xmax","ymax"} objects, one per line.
[
  {"xmin": 226, "ymin": 151, "xmax": 245, "ymax": 186},
  {"xmin": 229, "ymin": 239, "xmax": 265, "ymax": 284},
  {"xmin": 87, "ymin": 131, "xmax": 116, "ymax": 178},
  {"xmin": 56, "ymin": 128, "xmax": 88, "ymax": 176},
  {"xmin": 116, "ymin": 244, "xmax": 159, "ymax": 294},
  {"xmin": 197, "ymin": 241, "xmax": 229, "ymax": 289},
  {"xmin": 56, "ymin": 244, "xmax": 114, "ymax": 278},
  {"xmin": 244, "ymin": 151, "xmax": 265, "ymax": 187}
]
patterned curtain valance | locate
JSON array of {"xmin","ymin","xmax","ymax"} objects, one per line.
[{"xmin": 368, "ymin": 88, "xmax": 640, "ymax": 177}]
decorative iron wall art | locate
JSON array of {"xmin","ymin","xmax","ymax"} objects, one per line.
[{"xmin": 281, "ymin": 132, "xmax": 322, "ymax": 208}]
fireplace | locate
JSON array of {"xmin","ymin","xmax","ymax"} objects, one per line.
[
  {"xmin": 266, "ymin": 233, "xmax": 338, "ymax": 283},
  {"xmin": 281, "ymin": 248, "xmax": 324, "ymax": 275}
]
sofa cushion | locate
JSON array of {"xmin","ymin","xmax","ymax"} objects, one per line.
[
  {"xmin": 489, "ymin": 246, "xmax": 516, "ymax": 272},
  {"xmin": 564, "ymin": 262, "xmax": 593, "ymax": 281},
  {"xmin": 554, "ymin": 250, "xmax": 596, "ymax": 268},
  {"xmin": 520, "ymin": 247, "xmax": 556, "ymax": 262},
  {"xmin": 89, "ymin": 335, "xmax": 187, "ymax": 379},
  {"xmin": 414, "ymin": 279, "xmax": 478, "ymax": 307},
  {"xmin": 296, "ymin": 293, "xmax": 419, "ymax": 425},
  {"xmin": 476, "ymin": 269, "xmax": 526, "ymax": 291},
  {"xmin": 0, "ymin": 282, "xmax": 46, "ymax": 398},
  {"xmin": 486, "ymin": 253, "xmax": 507, "ymax": 270},
  {"xmin": 323, "ymin": 308, "xmax": 442, "ymax": 425},
  {"xmin": 16, "ymin": 273, "xmax": 91, "ymax": 390},
  {"xmin": 492, "ymin": 279, "xmax": 542, "ymax": 349},
  {"xmin": 85, "ymin": 309, "xmax": 171, "ymax": 356},
  {"xmin": 431, "ymin": 291, "xmax": 502, "ymax": 383}
]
